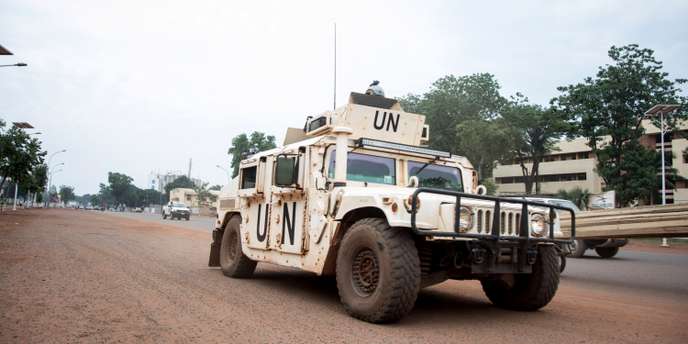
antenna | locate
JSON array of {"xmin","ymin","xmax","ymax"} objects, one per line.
[{"xmin": 333, "ymin": 22, "xmax": 337, "ymax": 110}]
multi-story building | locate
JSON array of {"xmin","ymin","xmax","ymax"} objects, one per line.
[
  {"xmin": 147, "ymin": 171, "xmax": 204, "ymax": 193},
  {"xmin": 493, "ymin": 119, "xmax": 688, "ymax": 204}
]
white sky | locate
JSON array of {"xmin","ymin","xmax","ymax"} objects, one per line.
[{"xmin": 1, "ymin": 0, "xmax": 687, "ymax": 194}]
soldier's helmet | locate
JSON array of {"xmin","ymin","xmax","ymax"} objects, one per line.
[{"xmin": 365, "ymin": 80, "xmax": 385, "ymax": 97}]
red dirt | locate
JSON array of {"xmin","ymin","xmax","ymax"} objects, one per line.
[{"xmin": 1, "ymin": 209, "xmax": 686, "ymax": 343}]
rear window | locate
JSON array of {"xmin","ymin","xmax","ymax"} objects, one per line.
[{"xmin": 240, "ymin": 166, "xmax": 257, "ymax": 189}]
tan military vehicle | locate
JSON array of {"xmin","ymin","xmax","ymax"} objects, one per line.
[{"xmin": 209, "ymin": 92, "xmax": 575, "ymax": 323}]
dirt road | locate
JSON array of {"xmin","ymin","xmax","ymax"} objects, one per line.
[{"xmin": 1, "ymin": 209, "xmax": 686, "ymax": 343}]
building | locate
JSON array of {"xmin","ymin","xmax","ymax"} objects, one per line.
[
  {"xmin": 147, "ymin": 171, "xmax": 204, "ymax": 193},
  {"xmin": 493, "ymin": 119, "xmax": 688, "ymax": 204},
  {"xmin": 169, "ymin": 188, "xmax": 198, "ymax": 207}
]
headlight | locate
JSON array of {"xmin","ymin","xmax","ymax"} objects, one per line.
[
  {"xmin": 530, "ymin": 213, "xmax": 546, "ymax": 237},
  {"xmin": 457, "ymin": 206, "xmax": 473, "ymax": 233}
]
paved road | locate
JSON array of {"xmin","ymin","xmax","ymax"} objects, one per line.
[
  {"xmin": 107, "ymin": 211, "xmax": 216, "ymax": 233},
  {"xmin": 1, "ymin": 209, "xmax": 686, "ymax": 343}
]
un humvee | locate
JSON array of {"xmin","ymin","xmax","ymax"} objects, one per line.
[{"xmin": 209, "ymin": 92, "xmax": 575, "ymax": 323}]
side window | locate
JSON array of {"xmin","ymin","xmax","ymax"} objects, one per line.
[
  {"xmin": 328, "ymin": 149, "xmax": 396, "ymax": 185},
  {"xmin": 240, "ymin": 166, "xmax": 257, "ymax": 189}
]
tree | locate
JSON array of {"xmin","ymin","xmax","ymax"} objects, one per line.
[
  {"xmin": 0, "ymin": 119, "xmax": 46, "ymax": 195},
  {"xmin": 554, "ymin": 44, "xmax": 687, "ymax": 206},
  {"xmin": 500, "ymin": 94, "xmax": 572, "ymax": 194},
  {"xmin": 399, "ymin": 74, "xmax": 510, "ymax": 180},
  {"xmin": 227, "ymin": 132, "xmax": 276, "ymax": 177},
  {"xmin": 59, "ymin": 185, "xmax": 75, "ymax": 205},
  {"xmin": 556, "ymin": 187, "xmax": 591, "ymax": 210},
  {"xmin": 107, "ymin": 172, "xmax": 134, "ymax": 206},
  {"xmin": 164, "ymin": 175, "xmax": 195, "ymax": 194}
]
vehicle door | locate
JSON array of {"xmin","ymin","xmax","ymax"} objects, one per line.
[
  {"xmin": 238, "ymin": 157, "xmax": 272, "ymax": 250},
  {"xmin": 268, "ymin": 148, "xmax": 308, "ymax": 254}
]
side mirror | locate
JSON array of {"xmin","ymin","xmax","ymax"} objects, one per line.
[
  {"xmin": 275, "ymin": 156, "xmax": 297, "ymax": 187},
  {"xmin": 407, "ymin": 176, "xmax": 419, "ymax": 188},
  {"xmin": 476, "ymin": 185, "xmax": 487, "ymax": 195}
]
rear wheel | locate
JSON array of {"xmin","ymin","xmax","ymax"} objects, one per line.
[
  {"xmin": 185, "ymin": 215, "xmax": 190, "ymax": 221},
  {"xmin": 220, "ymin": 215, "xmax": 256, "ymax": 278},
  {"xmin": 481, "ymin": 245, "xmax": 560, "ymax": 311},
  {"xmin": 162, "ymin": 213, "xmax": 167, "ymax": 220},
  {"xmin": 595, "ymin": 247, "xmax": 619, "ymax": 258},
  {"xmin": 335, "ymin": 218, "xmax": 420, "ymax": 323}
]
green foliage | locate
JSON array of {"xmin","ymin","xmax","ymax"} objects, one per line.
[
  {"xmin": 227, "ymin": 132, "xmax": 276, "ymax": 177},
  {"xmin": 58, "ymin": 185, "xmax": 75, "ymax": 204},
  {"xmin": 208, "ymin": 184, "xmax": 222, "ymax": 191},
  {"xmin": 554, "ymin": 44, "xmax": 687, "ymax": 206},
  {"xmin": 107, "ymin": 172, "xmax": 134, "ymax": 206},
  {"xmin": 398, "ymin": 74, "xmax": 509, "ymax": 178},
  {"xmin": 481, "ymin": 178, "xmax": 497, "ymax": 195},
  {"xmin": 500, "ymin": 94, "xmax": 572, "ymax": 194},
  {"xmin": 0, "ymin": 119, "xmax": 46, "ymax": 194},
  {"xmin": 556, "ymin": 187, "xmax": 591, "ymax": 210},
  {"xmin": 164, "ymin": 175, "xmax": 195, "ymax": 194}
]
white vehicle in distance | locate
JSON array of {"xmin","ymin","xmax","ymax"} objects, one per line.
[
  {"xmin": 209, "ymin": 91, "xmax": 576, "ymax": 323},
  {"xmin": 162, "ymin": 202, "xmax": 191, "ymax": 221},
  {"xmin": 509, "ymin": 196, "xmax": 626, "ymax": 260}
]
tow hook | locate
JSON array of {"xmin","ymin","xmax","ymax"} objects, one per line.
[
  {"xmin": 471, "ymin": 248, "xmax": 487, "ymax": 265},
  {"xmin": 527, "ymin": 248, "xmax": 538, "ymax": 265}
]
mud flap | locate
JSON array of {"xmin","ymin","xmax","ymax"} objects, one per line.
[{"xmin": 208, "ymin": 229, "xmax": 222, "ymax": 267}]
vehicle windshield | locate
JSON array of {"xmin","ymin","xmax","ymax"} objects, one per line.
[
  {"xmin": 408, "ymin": 161, "xmax": 463, "ymax": 191},
  {"xmin": 171, "ymin": 203, "xmax": 187, "ymax": 208},
  {"xmin": 329, "ymin": 151, "xmax": 396, "ymax": 185}
]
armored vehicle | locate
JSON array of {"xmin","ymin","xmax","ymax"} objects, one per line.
[{"xmin": 209, "ymin": 92, "xmax": 575, "ymax": 323}]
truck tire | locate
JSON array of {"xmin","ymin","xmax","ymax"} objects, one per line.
[
  {"xmin": 335, "ymin": 218, "xmax": 420, "ymax": 323},
  {"xmin": 185, "ymin": 215, "xmax": 190, "ymax": 221},
  {"xmin": 481, "ymin": 245, "xmax": 560, "ymax": 311},
  {"xmin": 595, "ymin": 247, "xmax": 619, "ymax": 258},
  {"xmin": 220, "ymin": 215, "xmax": 256, "ymax": 278},
  {"xmin": 162, "ymin": 213, "xmax": 167, "ymax": 220},
  {"xmin": 570, "ymin": 239, "xmax": 586, "ymax": 258}
]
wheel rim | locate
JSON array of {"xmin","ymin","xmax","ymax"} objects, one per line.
[{"xmin": 351, "ymin": 249, "xmax": 380, "ymax": 297}]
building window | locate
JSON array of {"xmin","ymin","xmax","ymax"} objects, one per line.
[{"xmin": 496, "ymin": 172, "xmax": 587, "ymax": 184}]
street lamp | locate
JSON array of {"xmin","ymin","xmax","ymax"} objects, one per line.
[
  {"xmin": 0, "ymin": 63, "xmax": 28, "ymax": 67},
  {"xmin": 44, "ymin": 149, "xmax": 66, "ymax": 207},
  {"xmin": 216, "ymin": 164, "xmax": 231, "ymax": 184},
  {"xmin": 645, "ymin": 104, "xmax": 681, "ymax": 247}
]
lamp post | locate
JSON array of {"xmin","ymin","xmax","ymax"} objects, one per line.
[
  {"xmin": 46, "ymin": 168, "xmax": 63, "ymax": 208},
  {"xmin": 645, "ymin": 104, "xmax": 681, "ymax": 248},
  {"xmin": 216, "ymin": 165, "xmax": 231, "ymax": 184},
  {"xmin": 0, "ymin": 62, "xmax": 27, "ymax": 67},
  {"xmin": 44, "ymin": 149, "xmax": 66, "ymax": 207}
]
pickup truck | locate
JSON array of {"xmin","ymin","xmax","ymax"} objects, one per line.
[{"xmin": 162, "ymin": 202, "xmax": 191, "ymax": 221}]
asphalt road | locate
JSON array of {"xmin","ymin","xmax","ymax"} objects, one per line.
[{"xmin": 1, "ymin": 209, "xmax": 686, "ymax": 343}]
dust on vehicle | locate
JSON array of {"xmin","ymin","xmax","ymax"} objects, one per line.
[{"xmin": 209, "ymin": 90, "xmax": 575, "ymax": 323}]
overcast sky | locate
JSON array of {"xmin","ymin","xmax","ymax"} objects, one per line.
[{"xmin": 2, "ymin": 0, "xmax": 687, "ymax": 194}]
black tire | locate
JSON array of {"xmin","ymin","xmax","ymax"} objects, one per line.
[
  {"xmin": 220, "ymin": 215, "xmax": 257, "ymax": 278},
  {"xmin": 595, "ymin": 247, "xmax": 619, "ymax": 258},
  {"xmin": 559, "ymin": 254, "xmax": 566, "ymax": 273},
  {"xmin": 162, "ymin": 213, "xmax": 167, "ymax": 220},
  {"xmin": 570, "ymin": 239, "xmax": 586, "ymax": 258},
  {"xmin": 481, "ymin": 245, "xmax": 560, "ymax": 311},
  {"xmin": 185, "ymin": 215, "xmax": 190, "ymax": 221},
  {"xmin": 335, "ymin": 218, "xmax": 420, "ymax": 323}
]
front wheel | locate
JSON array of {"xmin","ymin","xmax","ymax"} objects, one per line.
[
  {"xmin": 481, "ymin": 245, "xmax": 560, "ymax": 311},
  {"xmin": 335, "ymin": 218, "xmax": 420, "ymax": 323},
  {"xmin": 570, "ymin": 239, "xmax": 586, "ymax": 258},
  {"xmin": 595, "ymin": 247, "xmax": 619, "ymax": 258},
  {"xmin": 162, "ymin": 212, "xmax": 167, "ymax": 219},
  {"xmin": 220, "ymin": 215, "xmax": 257, "ymax": 278}
]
